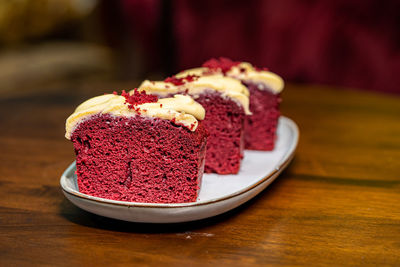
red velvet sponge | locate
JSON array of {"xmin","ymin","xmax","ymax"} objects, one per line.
[
  {"xmin": 243, "ymin": 82, "xmax": 281, "ymax": 150},
  {"xmin": 194, "ymin": 91, "xmax": 245, "ymax": 174},
  {"xmin": 71, "ymin": 114, "xmax": 207, "ymax": 203}
]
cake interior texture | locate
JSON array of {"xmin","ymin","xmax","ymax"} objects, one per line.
[
  {"xmin": 71, "ymin": 114, "xmax": 207, "ymax": 203},
  {"xmin": 194, "ymin": 90, "xmax": 245, "ymax": 174},
  {"xmin": 244, "ymin": 82, "xmax": 281, "ymax": 150}
]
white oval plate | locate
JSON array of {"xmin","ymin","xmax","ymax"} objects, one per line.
[{"xmin": 60, "ymin": 116, "xmax": 298, "ymax": 223}]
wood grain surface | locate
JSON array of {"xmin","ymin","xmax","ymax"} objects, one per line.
[{"xmin": 0, "ymin": 81, "xmax": 399, "ymax": 266}]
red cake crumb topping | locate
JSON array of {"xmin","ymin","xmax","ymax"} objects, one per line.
[
  {"xmin": 121, "ymin": 89, "xmax": 158, "ymax": 110},
  {"xmin": 202, "ymin": 57, "xmax": 240, "ymax": 74},
  {"xmin": 203, "ymin": 57, "xmax": 269, "ymax": 73},
  {"xmin": 184, "ymin": 74, "xmax": 199, "ymax": 82},
  {"xmin": 164, "ymin": 74, "xmax": 199, "ymax": 86},
  {"xmin": 254, "ymin": 66, "xmax": 269, "ymax": 72}
]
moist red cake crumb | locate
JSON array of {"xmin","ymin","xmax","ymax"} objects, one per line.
[
  {"xmin": 244, "ymin": 82, "xmax": 281, "ymax": 150},
  {"xmin": 164, "ymin": 74, "xmax": 199, "ymax": 86},
  {"xmin": 160, "ymin": 90, "xmax": 245, "ymax": 174},
  {"xmin": 71, "ymin": 114, "xmax": 207, "ymax": 203},
  {"xmin": 202, "ymin": 57, "xmax": 240, "ymax": 74},
  {"xmin": 194, "ymin": 91, "xmax": 245, "ymax": 174},
  {"xmin": 201, "ymin": 57, "xmax": 281, "ymax": 151}
]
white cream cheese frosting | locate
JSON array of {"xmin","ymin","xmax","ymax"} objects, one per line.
[
  {"xmin": 178, "ymin": 62, "xmax": 284, "ymax": 94},
  {"xmin": 228, "ymin": 62, "xmax": 284, "ymax": 93},
  {"xmin": 65, "ymin": 94, "xmax": 205, "ymax": 139},
  {"xmin": 138, "ymin": 74, "xmax": 251, "ymax": 114}
]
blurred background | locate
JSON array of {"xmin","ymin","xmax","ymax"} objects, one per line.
[{"xmin": 0, "ymin": 0, "xmax": 399, "ymax": 96}]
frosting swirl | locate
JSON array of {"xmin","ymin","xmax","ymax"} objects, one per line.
[
  {"xmin": 65, "ymin": 94, "xmax": 205, "ymax": 139},
  {"xmin": 178, "ymin": 62, "xmax": 284, "ymax": 94},
  {"xmin": 138, "ymin": 74, "xmax": 251, "ymax": 114}
]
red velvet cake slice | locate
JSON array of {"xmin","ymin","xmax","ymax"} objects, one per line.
[
  {"xmin": 181, "ymin": 58, "xmax": 284, "ymax": 150},
  {"xmin": 138, "ymin": 74, "xmax": 250, "ymax": 174},
  {"xmin": 65, "ymin": 90, "xmax": 207, "ymax": 203}
]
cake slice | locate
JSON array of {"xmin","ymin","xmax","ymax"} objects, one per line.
[
  {"xmin": 65, "ymin": 90, "xmax": 207, "ymax": 203},
  {"xmin": 180, "ymin": 58, "xmax": 284, "ymax": 151},
  {"xmin": 137, "ymin": 74, "xmax": 250, "ymax": 174}
]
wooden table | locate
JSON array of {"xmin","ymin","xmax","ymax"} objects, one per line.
[{"xmin": 1, "ymin": 81, "xmax": 399, "ymax": 266}]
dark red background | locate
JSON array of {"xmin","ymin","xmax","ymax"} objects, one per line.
[{"xmin": 122, "ymin": 0, "xmax": 400, "ymax": 94}]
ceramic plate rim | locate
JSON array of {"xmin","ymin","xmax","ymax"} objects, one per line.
[{"xmin": 60, "ymin": 116, "xmax": 298, "ymax": 209}]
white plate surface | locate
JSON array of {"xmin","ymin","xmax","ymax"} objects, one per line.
[{"xmin": 60, "ymin": 116, "xmax": 299, "ymax": 223}]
